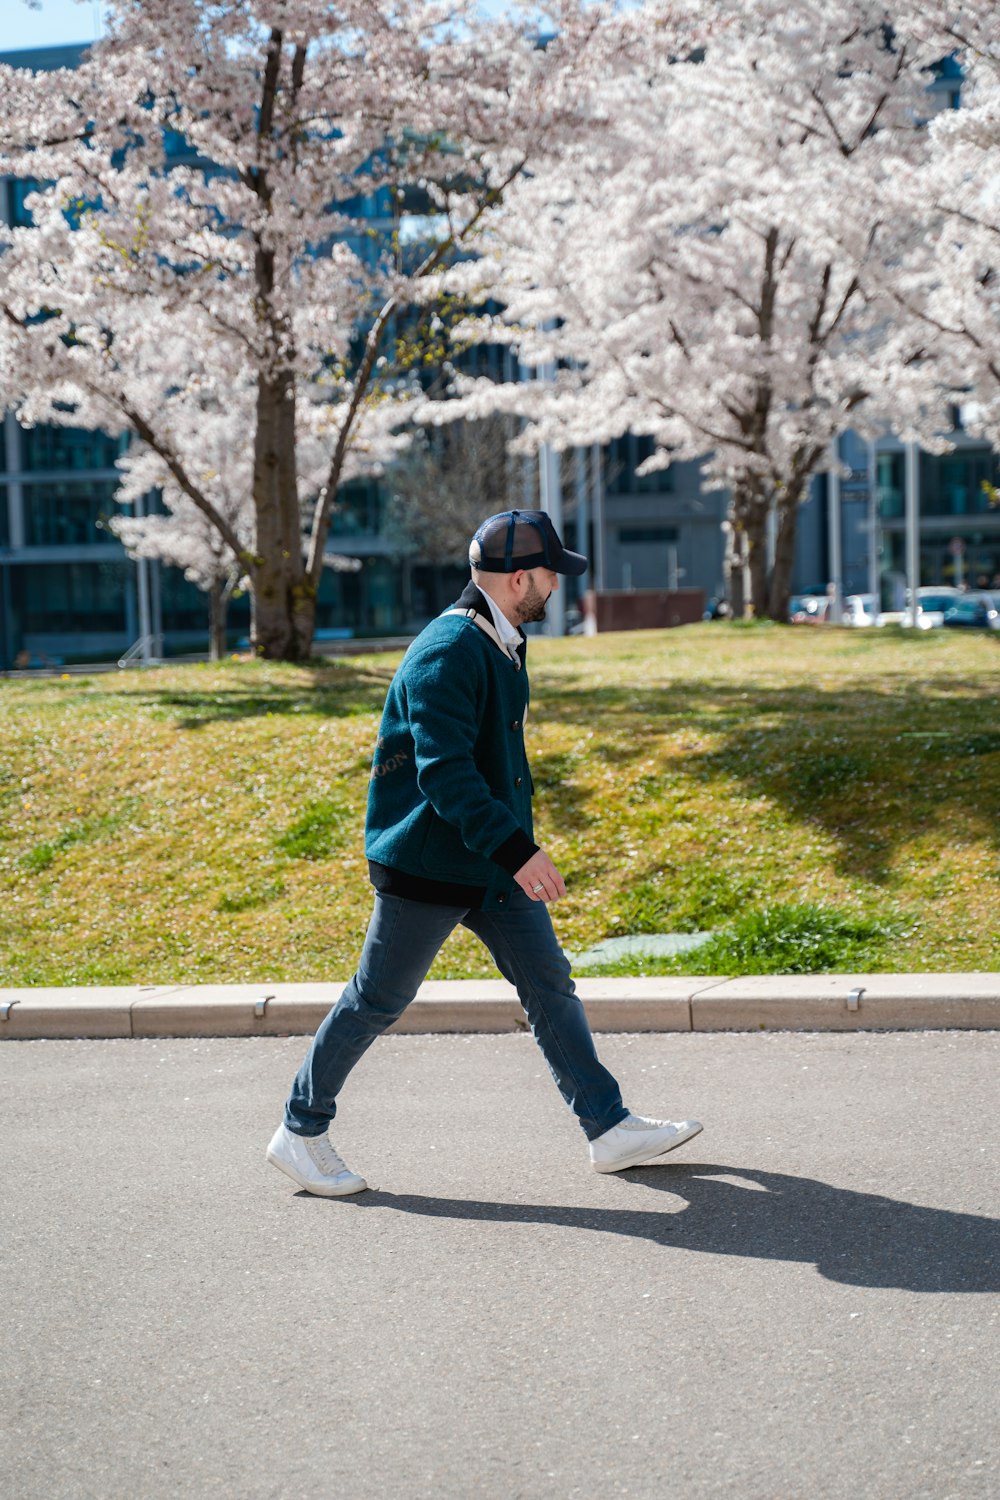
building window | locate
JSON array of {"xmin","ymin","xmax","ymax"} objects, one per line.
[
  {"xmin": 876, "ymin": 451, "xmax": 904, "ymax": 518},
  {"xmin": 921, "ymin": 450, "xmax": 999, "ymax": 516},
  {"xmin": 20, "ymin": 425, "xmax": 122, "ymax": 473},
  {"xmin": 605, "ymin": 434, "xmax": 675, "ymax": 495},
  {"xmin": 23, "ymin": 479, "xmax": 118, "ymax": 546},
  {"xmin": 316, "ymin": 553, "xmax": 404, "ymax": 633},
  {"xmin": 879, "ymin": 447, "xmax": 1000, "ymax": 519},
  {"xmin": 330, "ymin": 477, "xmax": 383, "ymax": 536},
  {"xmin": 618, "ymin": 526, "xmax": 680, "ymax": 544},
  {"xmin": 21, "ymin": 561, "xmax": 129, "ymax": 634},
  {"xmin": 158, "ymin": 567, "xmax": 214, "ymax": 631}
]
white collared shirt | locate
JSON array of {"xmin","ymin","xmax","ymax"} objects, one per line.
[{"xmin": 477, "ymin": 586, "xmax": 522, "ymax": 654}]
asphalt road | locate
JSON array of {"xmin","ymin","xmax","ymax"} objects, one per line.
[{"xmin": 3, "ymin": 1030, "xmax": 998, "ymax": 1500}]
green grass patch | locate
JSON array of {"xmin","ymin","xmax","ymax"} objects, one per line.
[
  {"xmin": 606, "ymin": 865, "xmax": 754, "ymax": 936},
  {"xmin": 1, "ymin": 627, "xmax": 999, "ymax": 984},
  {"xmin": 578, "ymin": 901, "xmax": 903, "ymax": 978},
  {"xmin": 691, "ymin": 901, "xmax": 903, "ymax": 976},
  {"xmin": 274, "ymin": 796, "xmax": 352, "ymax": 860},
  {"xmin": 20, "ymin": 809, "xmax": 132, "ymax": 874},
  {"xmin": 216, "ymin": 879, "xmax": 287, "ymax": 914}
]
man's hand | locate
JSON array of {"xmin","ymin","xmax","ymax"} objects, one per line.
[{"xmin": 514, "ymin": 849, "xmax": 566, "ymax": 904}]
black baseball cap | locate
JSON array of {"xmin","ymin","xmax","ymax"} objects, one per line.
[{"xmin": 469, "ymin": 509, "xmax": 587, "ymax": 577}]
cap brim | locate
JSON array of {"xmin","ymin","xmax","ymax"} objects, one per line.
[{"xmin": 556, "ymin": 548, "xmax": 588, "ymax": 577}]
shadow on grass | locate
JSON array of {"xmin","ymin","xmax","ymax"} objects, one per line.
[
  {"xmin": 333, "ymin": 1164, "xmax": 1000, "ymax": 1293},
  {"xmin": 81, "ymin": 662, "xmax": 397, "ymax": 729},
  {"xmin": 530, "ymin": 748, "xmax": 595, "ymax": 830},
  {"xmin": 534, "ymin": 673, "xmax": 1000, "ymax": 883}
]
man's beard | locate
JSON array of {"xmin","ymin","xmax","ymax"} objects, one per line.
[{"xmin": 516, "ymin": 576, "xmax": 550, "ymax": 624}]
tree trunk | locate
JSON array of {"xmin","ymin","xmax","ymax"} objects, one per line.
[
  {"xmin": 724, "ymin": 517, "xmax": 748, "ymax": 619},
  {"xmin": 767, "ymin": 494, "xmax": 803, "ymax": 621},
  {"xmin": 745, "ymin": 504, "xmax": 770, "ymax": 619},
  {"xmin": 208, "ymin": 581, "xmax": 228, "ymax": 661},
  {"xmin": 250, "ymin": 367, "xmax": 315, "ymax": 660},
  {"xmin": 730, "ymin": 475, "xmax": 805, "ymax": 622}
]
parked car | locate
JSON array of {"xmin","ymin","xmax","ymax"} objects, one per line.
[
  {"xmin": 942, "ymin": 592, "xmax": 1000, "ymax": 631},
  {"xmin": 843, "ymin": 593, "xmax": 877, "ymax": 626},
  {"xmin": 971, "ymin": 590, "xmax": 1000, "ymax": 629},
  {"xmin": 977, "ymin": 591, "xmax": 1000, "ymax": 627},
  {"xmin": 878, "ymin": 586, "xmax": 964, "ymax": 629},
  {"xmin": 788, "ymin": 593, "xmax": 829, "ymax": 623},
  {"xmin": 789, "ymin": 592, "xmax": 874, "ymax": 625}
]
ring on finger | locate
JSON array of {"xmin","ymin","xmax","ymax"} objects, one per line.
[{"xmin": 532, "ymin": 882, "xmax": 545, "ymax": 893}]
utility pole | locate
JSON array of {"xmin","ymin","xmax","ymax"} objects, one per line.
[
  {"xmin": 134, "ymin": 490, "xmax": 153, "ymax": 663},
  {"xmin": 574, "ymin": 446, "xmax": 592, "ymax": 605},
  {"xmin": 538, "ymin": 439, "xmax": 565, "ymax": 636},
  {"xmin": 828, "ymin": 437, "xmax": 844, "ymax": 624},
  {"xmin": 590, "ymin": 445, "xmax": 606, "ymax": 591},
  {"xmin": 905, "ymin": 441, "xmax": 920, "ymax": 626},
  {"xmin": 531, "ymin": 345, "xmax": 565, "ymax": 636},
  {"xmin": 867, "ymin": 437, "xmax": 880, "ymax": 615}
]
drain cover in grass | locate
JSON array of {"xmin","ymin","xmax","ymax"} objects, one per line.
[{"xmin": 569, "ymin": 932, "xmax": 713, "ymax": 968}]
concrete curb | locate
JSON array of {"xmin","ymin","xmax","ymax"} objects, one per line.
[{"xmin": 1, "ymin": 974, "xmax": 999, "ymax": 1039}]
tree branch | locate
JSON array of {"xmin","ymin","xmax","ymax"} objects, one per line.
[
  {"xmin": 114, "ymin": 392, "xmax": 256, "ymax": 569},
  {"xmin": 305, "ymin": 158, "xmax": 528, "ymax": 588}
]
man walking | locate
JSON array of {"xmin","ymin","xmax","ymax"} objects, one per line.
[{"xmin": 267, "ymin": 509, "xmax": 702, "ymax": 1195}]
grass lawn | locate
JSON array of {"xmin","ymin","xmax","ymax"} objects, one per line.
[{"xmin": 2, "ymin": 622, "xmax": 999, "ymax": 985}]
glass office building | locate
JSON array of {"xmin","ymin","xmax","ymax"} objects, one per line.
[
  {"xmin": 792, "ymin": 429, "xmax": 1000, "ymax": 609},
  {"xmin": 876, "ymin": 442, "xmax": 1000, "ymax": 595}
]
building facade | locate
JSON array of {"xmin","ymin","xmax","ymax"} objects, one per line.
[{"xmin": 794, "ymin": 428, "xmax": 1000, "ymax": 607}]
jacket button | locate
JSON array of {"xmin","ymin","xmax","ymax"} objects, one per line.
[
  {"xmin": 511, "ymin": 719, "xmax": 521, "ymax": 730},
  {"xmin": 514, "ymin": 776, "xmax": 522, "ymax": 788},
  {"xmin": 498, "ymin": 893, "xmax": 507, "ymax": 904}
]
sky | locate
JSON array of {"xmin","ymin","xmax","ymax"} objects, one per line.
[
  {"xmin": 2, "ymin": 0, "xmax": 518, "ymax": 54},
  {"xmin": 4, "ymin": 0, "xmax": 106, "ymax": 51}
]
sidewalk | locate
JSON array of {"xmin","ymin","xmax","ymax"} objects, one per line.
[{"xmin": 2, "ymin": 972, "xmax": 998, "ymax": 1038}]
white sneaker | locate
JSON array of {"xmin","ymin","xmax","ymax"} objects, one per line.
[
  {"xmin": 590, "ymin": 1113, "xmax": 703, "ymax": 1174},
  {"xmin": 266, "ymin": 1123, "xmax": 367, "ymax": 1196}
]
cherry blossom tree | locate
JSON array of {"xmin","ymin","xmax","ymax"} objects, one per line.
[
  {"xmin": 0, "ymin": 0, "xmax": 602, "ymax": 658},
  {"xmin": 440, "ymin": 0, "xmax": 944, "ymax": 619},
  {"xmin": 887, "ymin": 5, "xmax": 1000, "ymax": 456}
]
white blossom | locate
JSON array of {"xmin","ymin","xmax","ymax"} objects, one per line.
[
  {"xmin": 889, "ymin": 3, "xmax": 1000, "ymax": 450},
  {"xmin": 0, "ymin": 0, "xmax": 589, "ymax": 656},
  {"xmin": 432, "ymin": 0, "xmax": 949, "ymax": 617}
]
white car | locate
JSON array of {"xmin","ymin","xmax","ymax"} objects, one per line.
[
  {"xmin": 877, "ymin": 586, "xmax": 964, "ymax": 629},
  {"xmin": 843, "ymin": 593, "xmax": 877, "ymax": 626}
]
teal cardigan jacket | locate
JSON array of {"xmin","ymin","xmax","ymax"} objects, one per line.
[{"xmin": 365, "ymin": 583, "xmax": 538, "ymax": 910}]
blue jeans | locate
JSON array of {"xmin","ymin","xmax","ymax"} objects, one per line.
[{"xmin": 284, "ymin": 888, "xmax": 627, "ymax": 1142}]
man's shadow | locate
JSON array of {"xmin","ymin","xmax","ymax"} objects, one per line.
[{"xmin": 332, "ymin": 1164, "xmax": 999, "ymax": 1292}]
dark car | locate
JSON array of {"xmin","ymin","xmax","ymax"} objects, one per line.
[{"xmin": 942, "ymin": 595, "xmax": 998, "ymax": 630}]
